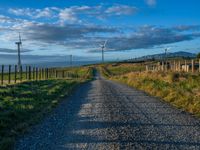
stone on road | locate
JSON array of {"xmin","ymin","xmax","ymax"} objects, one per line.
[{"xmin": 15, "ymin": 74, "xmax": 200, "ymax": 150}]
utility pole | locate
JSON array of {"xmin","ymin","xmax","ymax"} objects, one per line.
[{"xmin": 15, "ymin": 32, "xmax": 22, "ymax": 72}]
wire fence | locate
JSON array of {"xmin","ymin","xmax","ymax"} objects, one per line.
[{"xmin": 0, "ymin": 65, "xmax": 83, "ymax": 85}]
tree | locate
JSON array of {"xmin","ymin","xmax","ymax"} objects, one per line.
[{"xmin": 197, "ymin": 53, "xmax": 200, "ymax": 59}]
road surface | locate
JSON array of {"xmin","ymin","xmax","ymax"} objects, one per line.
[{"xmin": 15, "ymin": 73, "xmax": 200, "ymax": 150}]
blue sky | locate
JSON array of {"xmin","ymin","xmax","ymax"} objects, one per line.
[{"xmin": 0, "ymin": 0, "xmax": 200, "ymax": 63}]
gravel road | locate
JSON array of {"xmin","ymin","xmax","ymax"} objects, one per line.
[{"xmin": 15, "ymin": 73, "xmax": 200, "ymax": 150}]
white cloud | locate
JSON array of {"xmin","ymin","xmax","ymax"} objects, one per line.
[
  {"xmin": 105, "ymin": 4, "xmax": 137, "ymax": 16},
  {"xmin": 9, "ymin": 8, "xmax": 33, "ymax": 17},
  {"xmin": 8, "ymin": 7, "xmax": 57, "ymax": 19},
  {"xmin": 59, "ymin": 8, "xmax": 78, "ymax": 24},
  {"xmin": 146, "ymin": 0, "xmax": 156, "ymax": 6},
  {"xmin": 35, "ymin": 8, "xmax": 53, "ymax": 18},
  {"xmin": 8, "ymin": 4, "xmax": 138, "ymax": 23}
]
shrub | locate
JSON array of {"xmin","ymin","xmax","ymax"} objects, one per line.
[{"xmin": 170, "ymin": 72, "xmax": 180, "ymax": 82}]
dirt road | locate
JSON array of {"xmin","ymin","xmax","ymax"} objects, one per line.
[{"xmin": 15, "ymin": 74, "xmax": 200, "ymax": 149}]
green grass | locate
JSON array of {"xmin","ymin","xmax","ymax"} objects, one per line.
[
  {"xmin": 101, "ymin": 63, "xmax": 200, "ymax": 118},
  {"xmin": 0, "ymin": 66, "xmax": 94, "ymax": 150}
]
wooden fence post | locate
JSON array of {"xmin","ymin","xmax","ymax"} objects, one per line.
[
  {"xmin": 39, "ymin": 68, "xmax": 41, "ymax": 80},
  {"xmin": 33, "ymin": 67, "xmax": 35, "ymax": 80},
  {"xmin": 15, "ymin": 65, "xmax": 17, "ymax": 83},
  {"xmin": 1, "ymin": 65, "xmax": 4, "ymax": 85},
  {"xmin": 46, "ymin": 68, "xmax": 48, "ymax": 79},
  {"xmin": 20, "ymin": 66, "xmax": 22, "ymax": 82},
  {"xmin": 42, "ymin": 68, "xmax": 44, "ymax": 79},
  {"xmin": 192, "ymin": 59, "xmax": 194, "ymax": 73},
  {"xmin": 26, "ymin": 66, "xmax": 28, "ymax": 80},
  {"xmin": 48, "ymin": 68, "xmax": 50, "ymax": 79},
  {"xmin": 44, "ymin": 68, "xmax": 46, "ymax": 79},
  {"xmin": 8, "ymin": 65, "xmax": 11, "ymax": 84},
  {"xmin": 178, "ymin": 61, "xmax": 181, "ymax": 72},
  {"xmin": 55, "ymin": 70, "xmax": 57, "ymax": 78},
  {"xmin": 41, "ymin": 68, "xmax": 43, "ymax": 79},
  {"xmin": 29, "ymin": 66, "xmax": 31, "ymax": 80},
  {"xmin": 184, "ymin": 60, "xmax": 186, "ymax": 72},
  {"xmin": 36, "ymin": 67, "xmax": 38, "ymax": 81},
  {"xmin": 41, "ymin": 68, "xmax": 43, "ymax": 80},
  {"xmin": 161, "ymin": 62, "xmax": 163, "ymax": 71},
  {"xmin": 47, "ymin": 68, "xmax": 49, "ymax": 79}
]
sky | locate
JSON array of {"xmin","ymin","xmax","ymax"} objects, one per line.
[{"xmin": 0, "ymin": 0, "xmax": 200, "ymax": 64}]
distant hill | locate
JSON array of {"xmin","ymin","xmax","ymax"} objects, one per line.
[{"xmin": 127, "ymin": 51, "xmax": 196, "ymax": 62}]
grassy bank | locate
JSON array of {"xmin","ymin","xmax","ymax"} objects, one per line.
[
  {"xmin": 99, "ymin": 63, "xmax": 145, "ymax": 77},
  {"xmin": 0, "ymin": 67, "xmax": 94, "ymax": 149},
  {"xmin": 101, "ymin": 64, "xmax": 200, "ymax": 117}
]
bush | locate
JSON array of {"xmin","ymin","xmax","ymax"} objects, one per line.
[{"xmin": 170, "ymin": 72, "xmax": 180, "ymax": 82}]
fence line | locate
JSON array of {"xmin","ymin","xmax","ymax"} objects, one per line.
[
  {"xmin": 146, "ymin": 59, "xmax": 200, "ymax": 73},
  {"xmin": 0, "ymin": 65, "xmax": 82, "ymax": 85}
]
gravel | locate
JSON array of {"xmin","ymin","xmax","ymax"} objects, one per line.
[{"xmin": 15, "ymin": 74, "xmax": 200, "ymax": 150}]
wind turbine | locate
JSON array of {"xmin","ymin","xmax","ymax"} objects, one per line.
[
  {"xmin": 100, "ymin": 40, "xmax": 107, "ymax": 63},
  {"xmin": 15, "ymin": 32, "xmax": 22, "ymax": 72}
]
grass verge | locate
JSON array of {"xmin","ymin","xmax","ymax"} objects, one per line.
[{"xmin": 101, "ymin": 64, "xmax": 200, "ymax": 118}]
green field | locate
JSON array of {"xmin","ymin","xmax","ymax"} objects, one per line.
[{"xmin": 0, "ymin": 66, "xmax": 94, "ymax": 149}]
